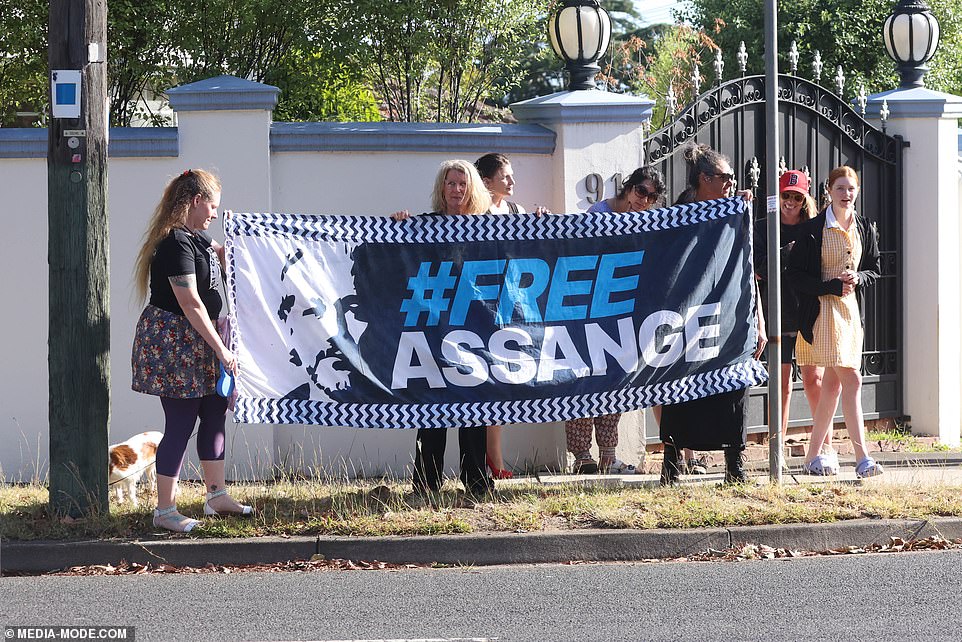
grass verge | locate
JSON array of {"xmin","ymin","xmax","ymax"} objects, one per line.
[{"xmin": 3, "ymin": 476, "xmax": 962, "ymax": 541}]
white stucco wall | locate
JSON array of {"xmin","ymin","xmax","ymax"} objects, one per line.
[
  {"xmin": 0, "ymin": 158, "xmax": 49, "ymax": 481},
  {"xmin": 0, "ymin": 93, "xmax": 659, "ymax": 481},
  {"xmin": 878, "ymin": 88, "xmax": 962, "ymax": 448}
]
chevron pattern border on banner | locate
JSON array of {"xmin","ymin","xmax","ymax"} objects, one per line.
[
  {"xmin": 223, "ymin": 197, "xmax": 745, "ymax": 245},
  {"xmin": 233, "ymin": 360, "xmax": 768, "ymax": 428}
]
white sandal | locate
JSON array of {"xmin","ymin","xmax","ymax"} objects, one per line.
[
  {"xmin": 152, "ymin": 506, "xmax": 201, "ymax": 533},
  {"xmin": 804, "ymin": 455, "xmax": 835, "ymax": 476},
  {"xmin": 204, "ymin": 488, "xmax": 254, "ymax": 516},
  {"xmin": 601, "ymin": 458, "xmax": 639, "ymax": 475},
  {"xmin": 856, "ymin": 457, "xmax": 884, "ymax": 478}
]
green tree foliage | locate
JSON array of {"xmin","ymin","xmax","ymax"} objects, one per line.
[
  {"xmin": 0, "ymin": 0, "xmax": 379, "ymax": 126},
  {"xmin": 270, "ymin": 52, "xmax": 380, "ymax": 123},
  {"xmin": 924, "ymin": 2, "xmax": 962, "ymax": 96},
  {"xmin": 604, "ymin": 25, "xmax": 718, "ymax": 130},
  {"xmin": 678, "ymin": 0, "xmax": 962, "ymax": 97},
  {"xmin": 497, "ymin": 38, "xmax": 565, "ymax": 106},
  {"xmin": 108, "ymin": 0, "xmax": 178, "ymax": 126},
  {"xmin": 351, "ymin": 0, "xmax": 550, "ymax": 122},
  {"xmin": 165, "ymin": 1, "xmax": 379, "ymax": 123},
  {"xmin": 0, "ymin": 0, "xmax": 46, "ymax": 126}
]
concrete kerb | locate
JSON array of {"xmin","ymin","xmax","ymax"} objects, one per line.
[{"xmin": 5, "ymin": 518, "xmax": 962, "ymax": 574}]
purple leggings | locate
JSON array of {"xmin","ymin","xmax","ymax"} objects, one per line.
[{"xmin": 156, "ymin": 395, "xmax": 229, "ymax": 477}]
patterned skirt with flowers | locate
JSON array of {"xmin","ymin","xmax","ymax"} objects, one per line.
[{"xmin": 131, "ymin": 305, "xmax": 218, "ymax": 398}]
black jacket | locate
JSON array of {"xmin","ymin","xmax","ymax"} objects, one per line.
[
  {"xmin": 784, "ymin": 210, "xmax": 881, "ymax": 344},
  {"xmin": 753, "ymin": 218, "xmax": 806, "ymax": 333}
]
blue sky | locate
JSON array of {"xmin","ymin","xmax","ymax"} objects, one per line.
[{"xmin": 635, "ymin": 0, "xmax": 687, "ymax": 26}]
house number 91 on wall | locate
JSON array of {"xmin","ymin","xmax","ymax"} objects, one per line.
[{"xmin": 584, "ymin": 172, "xmax": 624, "ymax": 204}]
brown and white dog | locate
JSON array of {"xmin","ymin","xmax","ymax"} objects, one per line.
[{"xmin": 108, "ymin": 431, "xmax": 162, "ymax": 506}]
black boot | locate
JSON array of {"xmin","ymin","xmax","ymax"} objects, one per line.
[
  {"xmin": 660, "ymin": 443, "xmax": 681, "ymax": 486},
  {"xmin": 724, "ymin": 447, "xmax": 748, "ymax": 484}
]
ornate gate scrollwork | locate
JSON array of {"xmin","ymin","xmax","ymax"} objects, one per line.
[{"xmin": 643, "ymin": 72, "xmax": 904, "ymax": 430}]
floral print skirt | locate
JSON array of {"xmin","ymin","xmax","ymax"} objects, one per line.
[{"xmin": 131, "ymin": 305, "xmax": 217, "ymax": 398}]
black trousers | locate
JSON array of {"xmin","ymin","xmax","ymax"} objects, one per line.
[{"xmin": 413, "ymin": 426, "xmax": 491, "ymax": 494}]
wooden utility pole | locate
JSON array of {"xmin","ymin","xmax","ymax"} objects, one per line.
[{"xmin": 48, "ymin": 0, "xmax": 110, "ymax": 517}]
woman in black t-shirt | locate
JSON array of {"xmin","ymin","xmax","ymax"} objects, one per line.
[{"xmin": 132, "ymin": 169, "xmax": 252, "ymax": 532}]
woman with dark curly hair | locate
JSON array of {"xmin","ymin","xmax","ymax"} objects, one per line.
[
  {"xmin": 660, "ymin": 145, "xmax": 766, "ymax": 485},
  {"xmin": 567, "ymin": 166, "xmax": 666, "ymax": 475}
]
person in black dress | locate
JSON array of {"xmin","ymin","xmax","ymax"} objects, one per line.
[{"xmin": 660, "ymin": 144, "xmax": 767, "ymax": 485}]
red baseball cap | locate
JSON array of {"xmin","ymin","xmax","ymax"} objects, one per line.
[{"xmin": 779, "ymin": 170, "xmax": 810, "ymax": 195}]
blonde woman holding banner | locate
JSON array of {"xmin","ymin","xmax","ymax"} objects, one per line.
[{"xmin": 393, "ymin": 160, "xmax": 495, "ymax": 496}]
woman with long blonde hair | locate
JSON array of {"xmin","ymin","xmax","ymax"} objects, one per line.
[
  {"xmin": 132, "ymin": 169, "xmax": 252, "ymax": 532},
  {"xmin": 393, "ymin": 160, "xmax": 494, "ymax": 495}
]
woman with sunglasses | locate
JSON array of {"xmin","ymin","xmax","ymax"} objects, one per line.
[
  {"xmin": 754, "ymin": 170, "xmax": 827, "ymax": 469},
  {"xmin": 566, "ymin": 166, "xmax": 666, "ymax": 474},
  {"xmin": 586, "ymin": 165, "xmax": 664, "ymax": 215},
  {"xmin": 660, "ymin": 144, "xmax": 766, "ymax": 485},
  {"xmin": 786, "ymin": 166, "xmax": 883, "ymax": 478}
]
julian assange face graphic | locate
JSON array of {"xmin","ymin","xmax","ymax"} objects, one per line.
[{"xmin": 277, "ymin": 242, "xmax": 368, "ymax": 400}]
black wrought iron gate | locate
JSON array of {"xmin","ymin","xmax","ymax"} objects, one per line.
[{"xmin": 643, "ymin": 73, "xmax": 904, "ymax": 432}]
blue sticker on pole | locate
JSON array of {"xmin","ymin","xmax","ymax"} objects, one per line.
[{"xmin": 51, "ymin": 70, "xmax": 81, "ymax": 118}]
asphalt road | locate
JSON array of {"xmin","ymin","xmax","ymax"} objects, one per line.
[{"xmin": 3, "ymin": 549, "xmax": 961, "ymax": 641}]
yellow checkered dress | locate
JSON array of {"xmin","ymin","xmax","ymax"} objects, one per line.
[{"xmin": 795, "ymin": 223, "xmax": 863, "ymax": 368}]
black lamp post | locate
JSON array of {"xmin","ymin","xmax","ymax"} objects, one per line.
[
  {"xmin": 547, "ymin": 0, "xmax": 612, "ymax": 91},
  {"xmin": 883, "ymin": 0, "xmax": 940, "ymax": 88}
]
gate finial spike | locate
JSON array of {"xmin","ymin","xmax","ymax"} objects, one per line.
[
  {"xmin": 778, "ymin": 157, "xmax": 788, "ymax": 175},
  {"xmin": 748, "ymin": 157, "xmax": 760, "ymax": 191},
  {"xmin": 857, "ymin": 83, "xmax": 868, "ymax": 116},
  {"xmin": 666, "ymin": 83, "xmax": 677, "ymax": 118},
  {"xmin": 835, "ymin": 66, "xmax": 845, "ymax": 96},
  {"xmin": 714, "ymin": 50, "xmax": 724, "ymax": 84},
  {"xmin": 737, "ymin": 41, "xmax": 748, "ymax": 75},
  {"xmin": 812, "ymin": 51, "xmax": 823, "ymax": 82},
  {"xmin": 789, "ymin": 41, "xmax": 799, "ymax": 75},
  {"xmin": 880, "ymin": 99, "xmax": 891, "ymax": 132},
  {"xmin": 692, "ymin": 64, "xmax": 701, "ymax": 96}
]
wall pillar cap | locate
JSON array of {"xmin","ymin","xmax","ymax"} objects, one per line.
[
  {"xmin": 510, "ymin": 90, "xmax": 654, "ymax": 125},
  {"xmin": 166, "ymin": 75, "xmax": 280, "ymax": 112},
  {"xmin": 864, "ymin": 87, "xmax": 962, "ymax": 119}
]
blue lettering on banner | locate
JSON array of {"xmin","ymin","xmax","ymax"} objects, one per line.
[
  {"xmin": 399, "ymin": 261, "xmax": 456, "ymax": 326},
  {"xmin": 401, "ymin": 250, "xmax": 645, "ymax": 327}
]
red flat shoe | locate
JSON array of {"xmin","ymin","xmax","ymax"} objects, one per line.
[{"xmin": 487, "ymin": 455, "xmax": 514, "ymax": 479}]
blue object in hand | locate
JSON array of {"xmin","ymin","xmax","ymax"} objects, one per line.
[{"xmin": 216, "ymin": 364, "xmax": 235, "ymax": 398}]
